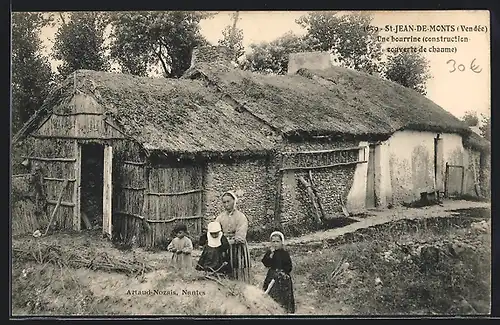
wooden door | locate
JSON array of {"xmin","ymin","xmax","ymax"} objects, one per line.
[
  {"xmin": 102, "ymin": 145, "xmax": 113, "ymax": 238},
  {"xmin": 366, "ymin": 145, "xmax": 376, "ymax": 208},
  {"xmin": 445, "ymin": 163, "xmax": 464, "ymax": 197}
]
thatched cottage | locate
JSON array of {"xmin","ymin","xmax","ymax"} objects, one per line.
[{"xmin": 11, "ymin": 46, "xmax": 490, "ymax": 246}]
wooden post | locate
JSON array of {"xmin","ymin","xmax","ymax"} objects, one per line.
[
  {"xmin": 73, "ymin": 142, "xmax": 82, "ymax": 231},
  {"xmin": 141, "ymin": 164, "xmax": 152, "ymax": 239},
  {"xmin": 472, "ymin": 158, "xmax": 481, "ymax": 197},
  {"xmin": 298, "ymin": 176, "xmax": 322, "ymax": 224},
  {"xmin": 103, "ymin": 145, "xmax": 113, "ymax": 239},
  {"xmin": 460, "ymin": 166, "xmax": 465, "ymax": 196},
  {"xmin": 308, "ymin": 170, "xmax": 326, "ymax": 219},
  {"xmin": 444, "ymin": 162, "xmax": 449, "ymax": 198}
]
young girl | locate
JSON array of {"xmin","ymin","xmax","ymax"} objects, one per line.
[
  {"xmin": 261, "ymin": 231, "xmax": 296, "ymax": 314},
  {"xmin": 167, "ymin": 223, "xmax": 193, "ymax": 270},
  {"xmin": 195, "ymin": 221, "xmax": 231, "ymax": 275}
]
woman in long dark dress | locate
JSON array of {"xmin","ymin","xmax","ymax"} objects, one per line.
[
  {"xmin": 262, "ymin": 231, "xmax": 296, "ymax": 314},
  {"xmin": 215, "ymin": 191, "xmax": 251, "ymax": 283},
  {"xmin": 196, "ymin": 221, "xmax": 231, "ymax": 275}
]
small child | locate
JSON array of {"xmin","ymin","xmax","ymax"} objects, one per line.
[
  {"xmin": 167, "ymin": 223, "xmax": 193, "ymax": 270},
  {"xmin": 261, "ymin": 231, "xmax": 296, "ymax": 314},
  {"xmin": 196, "ymin": 221, "xmax": 231, "ymax": 276}
]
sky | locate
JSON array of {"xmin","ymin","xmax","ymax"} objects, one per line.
[{"xmin": 39, "ymin": 10, "xmax": 491, "ymax": 120}]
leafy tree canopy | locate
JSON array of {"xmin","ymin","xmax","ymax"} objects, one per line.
[
  {"xmin": 109, "ymin": 11, "xmax": 213, "ymax": 78},
  {"xmin": 11, "ymin": 12, "xmax": 54, "ymax": 133},
  {"xmin": 52, "ymin": 12, "xmax": 110, "ymax": 79}
]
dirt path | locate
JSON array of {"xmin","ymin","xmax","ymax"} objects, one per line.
[
  {"xmin": 247, "ymin": 200, "xmax": 490, "ymax": 250},
  {"xmin": 189, "ymin": 200, "xmax": 489, "ymax": 257}
]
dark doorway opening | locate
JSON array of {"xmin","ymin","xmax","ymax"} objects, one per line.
[
  {"xmin": 81, "ymin": 143, "xmax": 104, "ymax": 229},
  {"xmin": 434, "ymin": 137, "xmax": 438, "ymax": 181}
]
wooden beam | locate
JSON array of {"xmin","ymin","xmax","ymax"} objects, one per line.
[
  {"xmin": 103, "ymin": 118, "xmax": 130, "ymax": 138},
  {"xmin": 279, "ymin": 160, "xmax": 367, "ymax": 171},
  {"xmin": 148, "ymin": 188, "xmax": 204, "ymax": 196},
  {"xmin": 73, "ymin": 142, "xmax": 82, "ymax": 231},
  {"xmin": 44, "ymin": 177, "xmax": 77, "ymax": 182},
  {"xmin": 114, "ymin": 211, "xmax": 201, "ymax": 223},
  {"xmin": 52, "ymin": 112, "xmax": 102, "ymax": 116},
  {"xmin": 47, "ymin": 199, "xmax": 75, "ymax": 207},
  {"xmin": 298, "ymin": 176, "xmax": 323, "ymax": 224},
  {"xmin": 148, "ymin": 216, "xmax": 201, "ymax": 223},
  {"xmin": 13, "ymin": 110, "xmax": 52, "ymax": 144},
  {"xmin": 123, "ymin": 160, "xmax": 146, "ymax": 166},
  {"xmin": 103, "ymin": 145, "xmax": 113, "ymax": 239},
  {"xmin": 31, "ymin": 135, "xmax": 124, "ymax": 140},
  {"xmin": 23, "ymin": 156, "xmax": 76, "ymax": 162},
  {"xmin": 81, "ymin": 212, "xmax": 93, "ymax": 230},
  {"xmin": 44, "ymin": 179, "xmax": 70, "ymax": 235},
  {"xmin": 121, "ymin": 186, "xmax": 147, "ymax": 191},
  {"xmin": 282, "ymin": 146, "xmax": 366, "ymax": 156},
  {"xmin": 141, "ymin": 164, "xmax": 152, "ymax": 235},
  {"xmin": 444, "ymin": 162, "xmax": 449, "ymax": 198}
]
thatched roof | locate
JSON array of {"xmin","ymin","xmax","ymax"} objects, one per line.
[
  {"xmin": 463, "ymin": 131, "xmax": 490, "ymax": 153},
  {"xmin": 183, "ymin": 63, "xmax": 471, "ymax": 137},
  {"xmin": 15, "ymin": 60, "xmax": 480, "ymax": 157},
  {"xmin": 15, "ymin": 70, "xmax": 278, "ymax": 155}
]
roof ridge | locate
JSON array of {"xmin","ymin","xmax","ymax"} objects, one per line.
[{"xmin": 186, "ymin": 67, "xmax": 284, "ymax": 136}]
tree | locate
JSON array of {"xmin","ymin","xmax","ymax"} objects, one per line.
[
  {"xmin": 242, "ymin": 32, "xmax": 312, "ymax": 74},
  {"xmin": 109, "ymin": 11, "xmax": 212, "ymax": 78},
  {"xmin": 382, "ymin": 52, "xmax": 431, "ymax": 95},
  {"xmin": 52, "ymin": 12, "xmax": 110, "ymax": 79},
  {"xmin": 218, "ymin": 12, "xmax": 245, "ymax": 61},
  {"xmin": 460, "ymin": 110, "xmax": 479, "ymax": 127},
  {"xmin": 479, "ymin": 114, "xmax": 490, "ymax": 141},
  {"xmin": 11, "ymin": 12, "xmax": 54, "ymax": 134},
  {"xmin": 296, "ymin": 11, "xmax": 382, "ymax": 74}
]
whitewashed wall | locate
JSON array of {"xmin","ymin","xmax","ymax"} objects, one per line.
[{"xmin": 383, "ymin": 130, "xmax": 464, "ymax": 204}]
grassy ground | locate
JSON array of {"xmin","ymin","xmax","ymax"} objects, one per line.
[
  {"xmin": 290, "ymin": 216, "xmax": 491, "ymax": 315},
  {"xmin": 12, "ymin": 262, "xmax": 285, "ymax": 316},
  {"xmin": 11, "ymin": 208, "xmax": 491, "ymax": 316}
]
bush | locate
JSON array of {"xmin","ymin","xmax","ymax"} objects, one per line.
[{"xmin": 301, "ymin": 220, "xmax": 490, "ymax": 315}]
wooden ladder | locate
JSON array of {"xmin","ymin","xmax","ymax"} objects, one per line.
[{"xmin": 44, "ymin": 179, "xmax": 69, "ymax": 236}]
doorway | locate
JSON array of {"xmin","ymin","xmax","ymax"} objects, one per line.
[{"xmin": 80, "ymin": 143, "xmax": 104, "ymax": 229}]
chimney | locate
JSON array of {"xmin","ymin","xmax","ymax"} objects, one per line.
[
  {"xmin": 287, "ymin": 51, "xmax": 334, "ymax": 75},
  {"xmin": 190, "ymin": 45, "xmax": 235, "ymax": 68}
]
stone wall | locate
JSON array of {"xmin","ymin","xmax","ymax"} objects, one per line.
[
  {"xmin": 203, "ymin": 157, "xmax": 274, "ymax": 240},
  {"xmin": 279, "ymin": 139, "xmax": 359, "ymax": 235}
]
